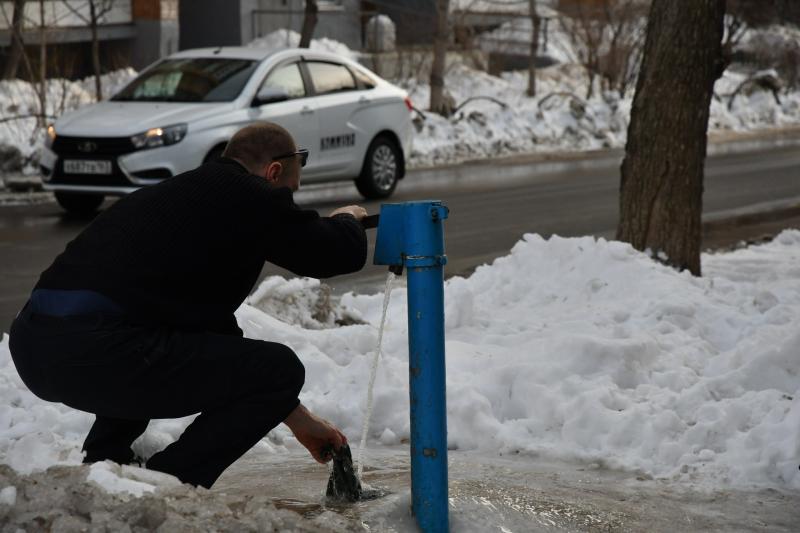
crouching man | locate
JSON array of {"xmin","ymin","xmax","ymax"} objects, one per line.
[{"xmin": 10, "ymin": 122, "xmax": 367, "ymax": 488}]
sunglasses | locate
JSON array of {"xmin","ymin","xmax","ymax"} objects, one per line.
[{"xmin": 273, "ymin": 148, "xmax": 309, "ymax": 168}]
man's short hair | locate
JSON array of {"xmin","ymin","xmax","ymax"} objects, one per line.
[{"xmin": 222, "ymin": 122, "xmax": 295, "ymax": 172}]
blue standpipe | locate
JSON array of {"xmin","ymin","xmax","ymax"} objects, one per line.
[{"xmin": 373, "ymin": 201, "xmax": 449, "ymax": 533}]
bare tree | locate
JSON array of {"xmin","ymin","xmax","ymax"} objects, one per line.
[
  {"xmin": 429, "ymin": 0, "xmax": 450, "ymax": 115},
  {"xmin": 557, "ymin": 0, "xmax": 646, "ymax": 99},
  {"xmin": 299, "ymin": 0, "xmax": 318, "ymax": 48},
  {"xmin": 2, "ymin": 0, "xmax": 27, "ymax": 79},
  {"xmin": 617, "ymin": 0, "xmax": 726, "ymax": 276},
  {"xmin": 37, "ymin": 0, "xmax": 47, "ymax": 126},
  {"xmin": 527, "ymin": 0, "xmax": 541, "ymax": 97},
  {"xmin": 62, "ymin": 0, "xmax": 116, "ymax": 100}
]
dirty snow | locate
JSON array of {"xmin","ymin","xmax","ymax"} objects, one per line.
[
  {"xmin": 0, "ymin": 463, "xmax": 356, "ymax": 532},
  {"xmin": 0, "ymin": 485, "xmax": 15, "ymax": 506},
  {"xmin": 2, "ymin": 232, "xmax": 799, "ymax": 492}
]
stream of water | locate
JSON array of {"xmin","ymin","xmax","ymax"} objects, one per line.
[{"xmin": 356, "ymin": 271, "xmax": 397, "ymax": 477}]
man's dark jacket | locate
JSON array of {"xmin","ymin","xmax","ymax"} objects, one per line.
[{"xmin": 35, "ymin": 158, "xmax": 368, "ymax": 335}]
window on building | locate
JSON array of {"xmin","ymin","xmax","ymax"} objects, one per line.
[
  {"xmin": 305, "ymin": 61, "xmax": 357, "ymax": 96},
  {"xmin": 259, "ymin": 62, "xmax": 306, "ymax": 99}
]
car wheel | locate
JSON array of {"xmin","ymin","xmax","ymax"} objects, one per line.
[
  {"xmin": 355, "ymin": 136, "xmax": 400, "ymax": 199},
  {"xmin": 204, "ymin": 145, "xmax": 226, "ymax": 164},
  {"xmin": 55, "ymin": 192, "xmax": 104, "ymax": 216}
]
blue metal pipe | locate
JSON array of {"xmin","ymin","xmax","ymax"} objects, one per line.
[
  {"xmin": 373, "ymin": 201, "xmax": 449, "ymax": 533},
  {"xmin": 408, "ymin": 262, "xmax": 448, "ymax": 532}
]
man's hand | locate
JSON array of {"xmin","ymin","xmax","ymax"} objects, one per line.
[
  {"xmin": 283, "ymin": 403, "xmax": 347, "ymax": 464},
  {"xmin": 329, "ymin": 205, "xmax": 367, "ymax": 221}
]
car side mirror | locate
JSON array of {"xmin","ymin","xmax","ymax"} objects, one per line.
[{"xmin": 253, "ymin": 87, "xmax": 290, "ymax": 106}]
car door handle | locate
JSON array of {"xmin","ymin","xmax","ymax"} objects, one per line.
[
  {"xmin": 300, "ymin": 106, "xmax": 314, "ymax": 115},
  {"xmin": 358, "ymin": 96, "xmax": 371, "ymax": 105}
]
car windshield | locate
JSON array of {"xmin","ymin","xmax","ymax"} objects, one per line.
[{"xmin": 112, "ymin": 58, "xmax": 259, "ymax": 103}]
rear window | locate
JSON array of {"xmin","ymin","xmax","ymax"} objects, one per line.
[
  {"xmin": 113, "ymin": 58, "xmax": 259, "ymax": 103},
  {"xmin": 306, "ymin": 61, "xmax": 357, "ymax": 96},
  {"xmin": 352, "ymin": 68, "xmax": 376, "ymax": 89}
]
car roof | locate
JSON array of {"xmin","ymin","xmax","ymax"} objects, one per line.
[
  {"xmin": 166, "ymin": 46, "xmax": 357, "ymax": 65},
  {"xmin": 168, "ymin": 47, "xmax": 278, "ymax": 61}
]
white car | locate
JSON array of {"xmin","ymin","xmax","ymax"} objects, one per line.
[{"xmin": 41, "ymin": 47, "xmax": 414, "ymax": 214}]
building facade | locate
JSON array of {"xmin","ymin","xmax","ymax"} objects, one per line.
[{"xmin": 0, "ymin": 0, "xmax": 178, "ymax": 78}]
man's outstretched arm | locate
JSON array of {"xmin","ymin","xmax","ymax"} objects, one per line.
[{"xmin": 265, "ymin": 202, "xmax": 369, "ymax": 279}]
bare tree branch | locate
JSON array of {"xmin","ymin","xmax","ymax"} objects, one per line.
[{"xmin": 61, "ymin": 0, "xmax": 117, "ymax": 100}]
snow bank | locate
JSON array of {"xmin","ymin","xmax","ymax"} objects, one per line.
[
  {"xmin": 2, "ymin": 232, "xmax": 800, "ymax": 490},
  {"xmin": 405, "ymin": 62, "xmax": 631, "ymax": 167},
  {"xmin": 405, "ymin": 60, "xmax": 800, "ymax": 168},
  {"xmin": 404, "ymin": 20, "xmax": 800, "ymax": 168},
  {"xmin": 0, "ymin": 69, "xmax": 136, "ymax": 173},
  {"xmin": 0, "ymin": 463, "xmax": 351, "ymax": 531}
]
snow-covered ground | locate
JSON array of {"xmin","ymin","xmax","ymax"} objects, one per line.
[
  {"xmin": 0, "ymin": 69, "xmax": 136, "ymax": 175},
  {"xmin": 2, "ymin": 26, "xmax": 800, "ymax": 179},
  {"xmin": 2, "ymin": 231, "xmax": 799, "ymax": 494},
  {"xmin": 404, "ymin": 57, "xmax": 800, "ymax": 168}
]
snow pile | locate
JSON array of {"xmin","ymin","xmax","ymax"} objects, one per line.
[
  {"xmin": 406, "ymin": 62, "xmax": 631, "ymax": 167},
  {"xmin": 245, "ymin": 276, "xmax": 364, "ymax": 329},
  {"xmin": 405, "ymin": 60, "xmax": 800, "ymax": 168},
  {"xmin": 247, "ymin": 29, "xmax": 358, "ymax": 61},
  {"xmin": 2, "ymin": 232, "xmax": 799, "ymax": 490},
  {"xmin": 0, "ymin": 69, "xmax": 136, "ymax": 173},
  {"xmin": 281, "ymin": 232, "xmax": 800, "ymax": 490},
  {"xmin": 86, "ymin": 461, "xmax": 178, "ymax": 497},
  {"xmin": 402, "ymin": 19, "xmax": 800, "ymax": 168},
  {"xmin": 0, "ymin": 463, "xmax": 353, "ymax": 532}
]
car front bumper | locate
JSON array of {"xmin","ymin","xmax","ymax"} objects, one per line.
[{"xmin": 40, "ymin": 135, "xmax": 204, "ymax": 195}]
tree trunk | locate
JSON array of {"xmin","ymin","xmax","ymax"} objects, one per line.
[
  {"xmin": 37, "ymin": 0, "xmax": 47, "ymax": 127},
  {"xmin": 616, "ymin": 0, "xmax": 726, "ymax": 276},
  {"xmin": 90, "ymin": 1, "xmax": 103, "ymax": 100},
  {"xmin": 3, "ymin": 0, "xmax": 26, "ymax": 79},
  {"xmin": 527, "ymin": 0, "xmax": 541, "ymax": 97},
  {"xmin": 429, "ymin": 0, "xmax": 449, "ymax": 115},
  {"xmin": 299, "ymin": 0, "xmax": 318, "ymax": 48}
]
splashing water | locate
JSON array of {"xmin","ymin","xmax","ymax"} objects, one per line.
[{"xmin": 356, "ymin": 271, "xmax": 396, "ymax": 477}]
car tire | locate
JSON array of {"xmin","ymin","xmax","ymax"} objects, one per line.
[
  {"xmin": 204, "ymin": 145, "xmax": 226, "ymax": 164},
  {"xmin": 55, "ymin": 192, "xmax": 104, "ymax": 216},
  {"xmin": 355, "ymin": 136, "xmax": 400, "ymax": 199}
]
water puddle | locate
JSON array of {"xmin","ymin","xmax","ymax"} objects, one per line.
[{"xmin": 217, "ymin": 446, "xmax": 798, "ymax": 532}]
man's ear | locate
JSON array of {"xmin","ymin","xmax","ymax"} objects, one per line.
[{"xmin": 265, "ymin": 161, "xmax": 283, "ymax": 182}]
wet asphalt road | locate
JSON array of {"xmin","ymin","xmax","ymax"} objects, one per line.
[{"xmin": 2, "ymin": 143, "xmax": 800, "ymax": 332}]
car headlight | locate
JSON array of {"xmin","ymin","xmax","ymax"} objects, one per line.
[
  {"xmin": 45, "ymin": 124, "xmax": 56, "ymax": 148},
  {"xmin": 131, "ymin": 123, "xmax": 187, "ymax": 150}
]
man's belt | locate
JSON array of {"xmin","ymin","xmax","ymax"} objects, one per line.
[{"xmin": 29, "ymin": 289, "xmax": 124, "ymax": 317}]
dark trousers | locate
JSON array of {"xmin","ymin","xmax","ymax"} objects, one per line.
[{"xmin": 9, "ymin": 303, "xmax": 304, "ymax": 488}]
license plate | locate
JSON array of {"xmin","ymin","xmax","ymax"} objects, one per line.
[{"xmin": 63, "ymin": 159, "xmax": 112, "ymax": 175}]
